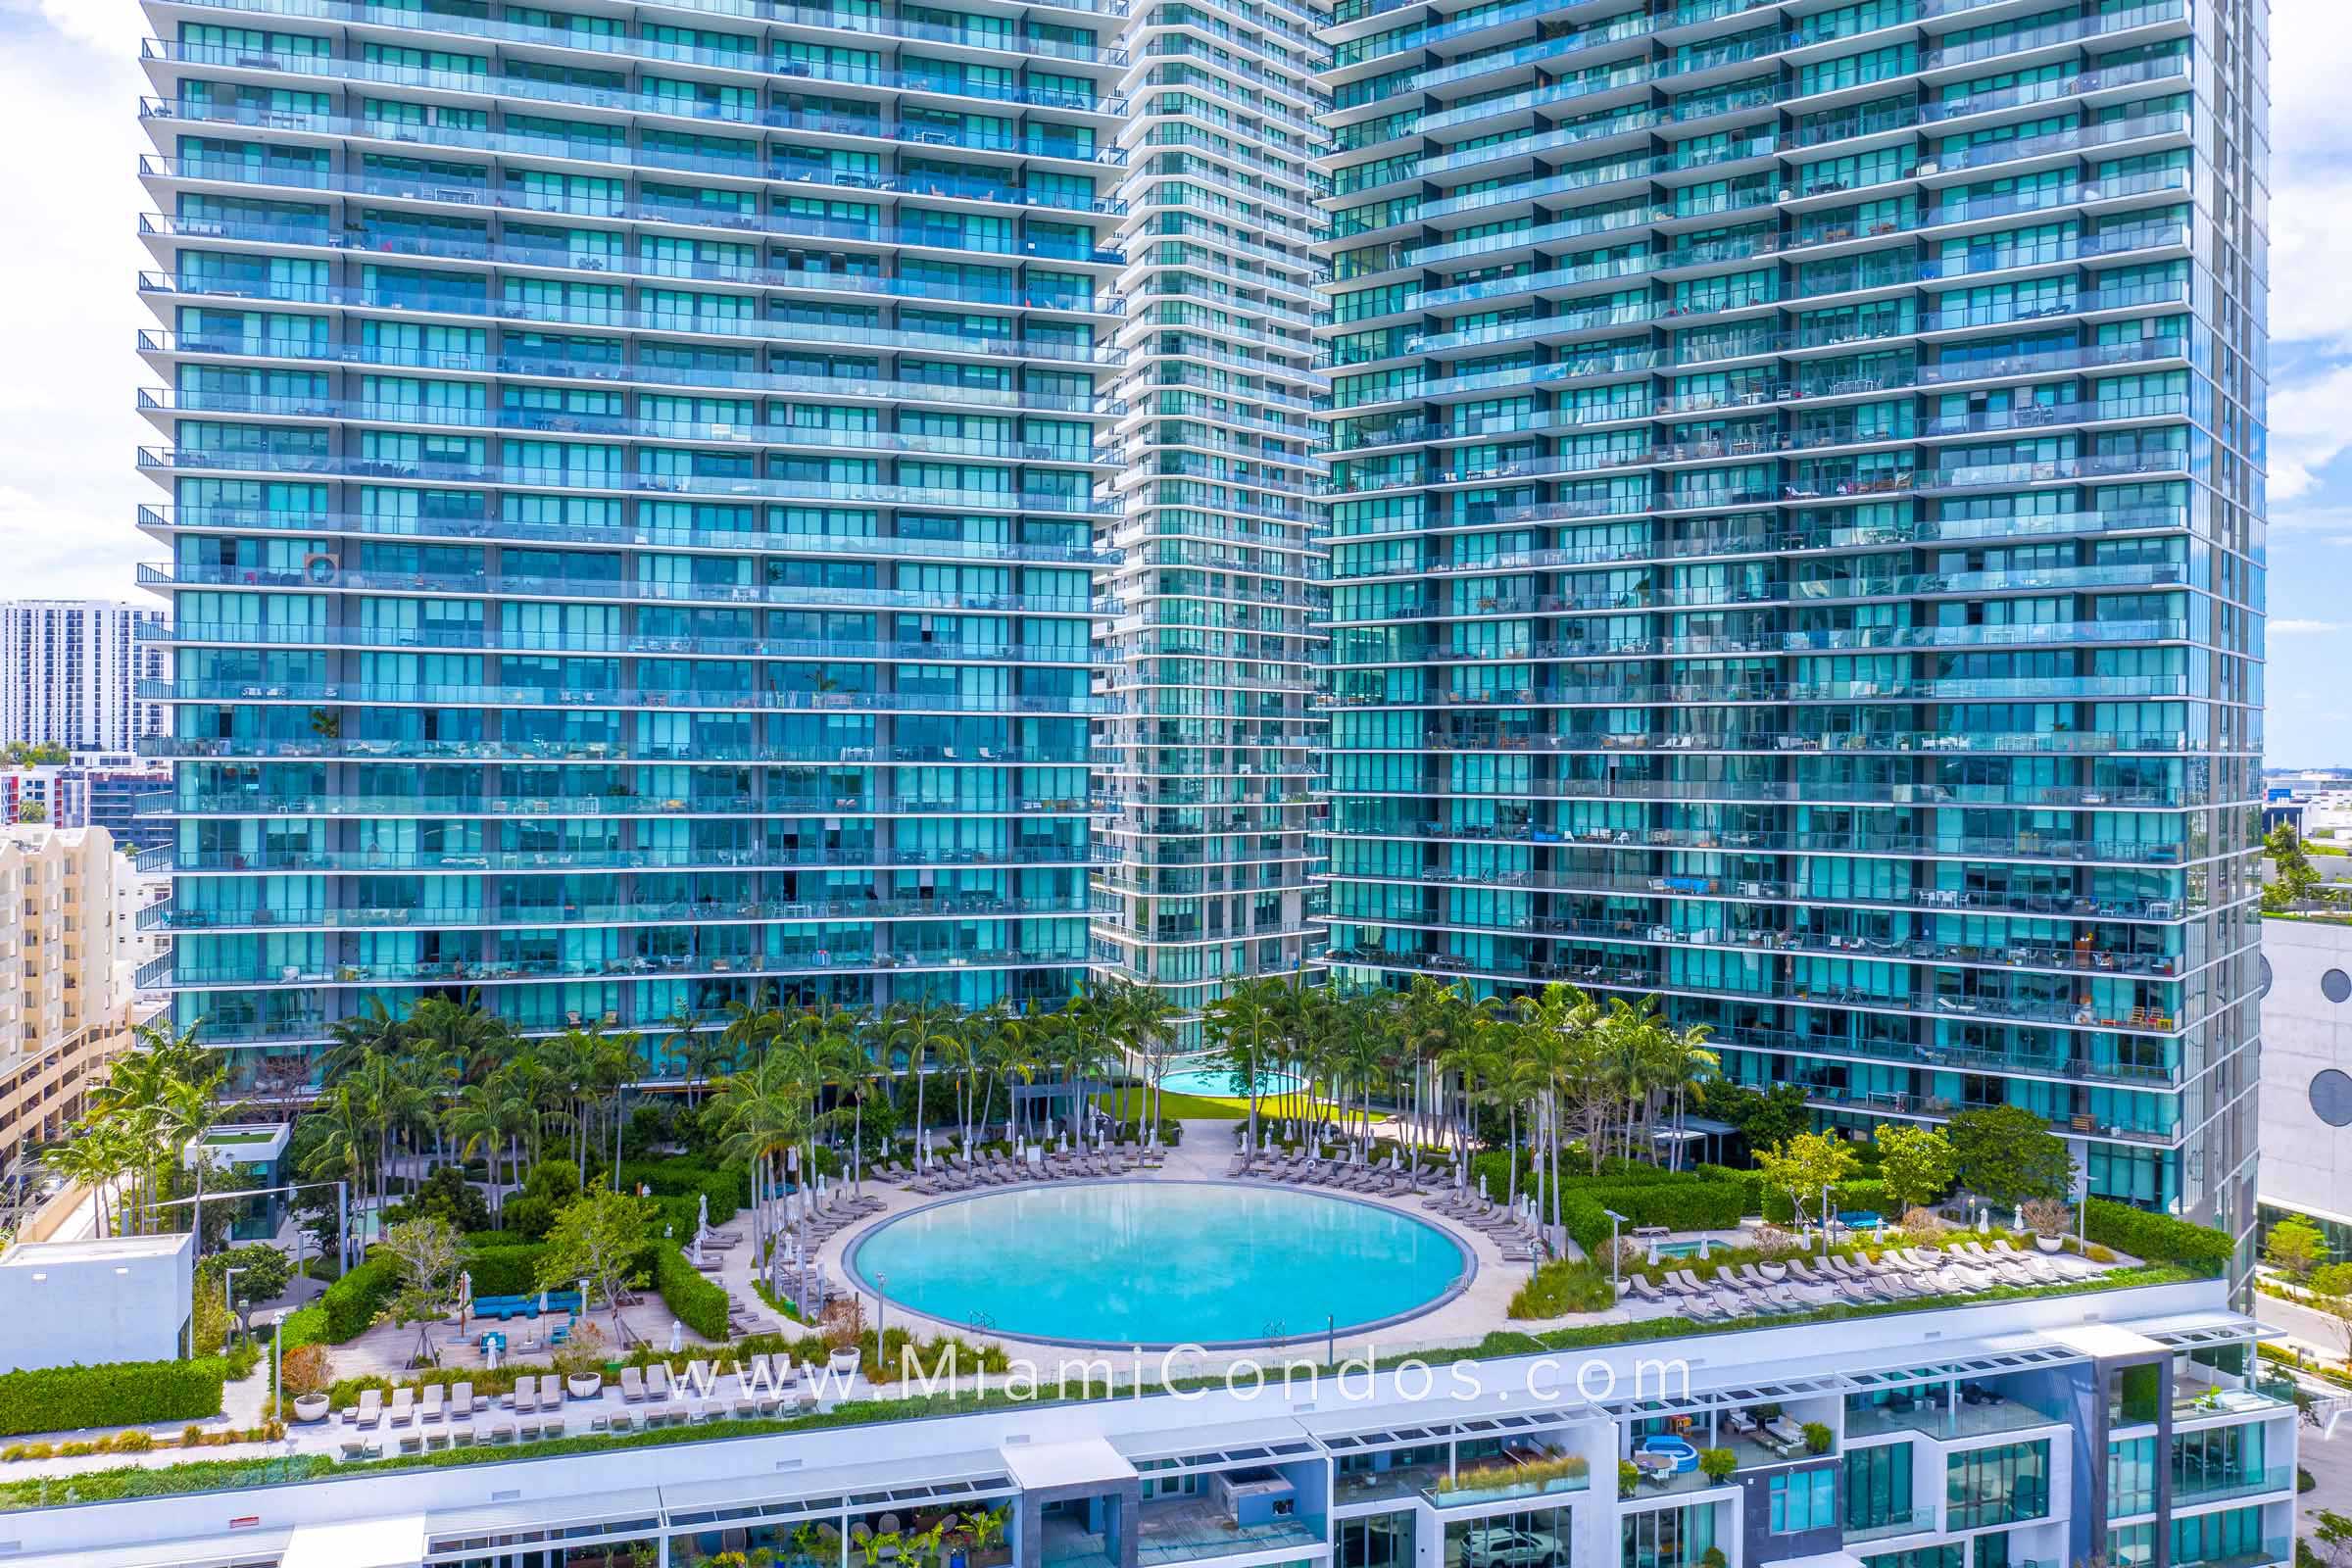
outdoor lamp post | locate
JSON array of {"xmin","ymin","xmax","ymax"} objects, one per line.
[
  {"xmin": 222, "ymin": 1264, "xmax": 247, "ymax": 1337},
  {"xmin": 271, "ymin": 1309, "xmax": 285, "ymax": 1430},
  {"xmin": 1602, "ymin": 1208, "xmax": 1628, "ymax": 1292}
]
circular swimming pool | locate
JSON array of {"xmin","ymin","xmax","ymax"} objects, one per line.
[
  {"xmin": 845, "ymin": 1180, "xmax": 1472, "ymax": 1348},
  {"xmin": 1155, "ymin": 1062, "xmax": 1306, "ymax": 1098}
]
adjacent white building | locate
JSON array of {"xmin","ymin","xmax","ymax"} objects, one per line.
[
  {"xmin": 2255, "ymin": 915, "xmax": 2352, "ymax": 1261},
  {"xmin": 0, "ymin": 1231, "xmax": 194, "ymax": 1373},
  {"xmin": 0, "ymin": 600, "xmax": 165, "ymax": 754}
]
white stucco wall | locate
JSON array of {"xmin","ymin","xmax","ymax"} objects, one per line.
[
  {"xmin": 0, "ymin": 1232, "xmax": 194, "ymax": 1373},
  {"xmin": 2257, "ymin": 917, "xmax": 2352, "ymax": 1227}
]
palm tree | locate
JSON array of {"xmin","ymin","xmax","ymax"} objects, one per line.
[
  {"xmin": 318, "ymin": 997, "xmax": 404, "ymax": 1086},
  {"xmin": 709, "ymin": 1051, "xmax": 810, "ymax": 1257},
  {"xmin": 1110, "ymin": 980, "xmax": 1182, "ymax": 1137},
  {"xmin": 885, "ymin": 993, "xmax": 961, "ymax": 1158},
  {"xmin": 1204, "ymin": 975, "xmax": 1286, "ymax": 1154},
  {"xmin": 43, "ymin": 1124, "xmax": 131, "ymax": 1239}
]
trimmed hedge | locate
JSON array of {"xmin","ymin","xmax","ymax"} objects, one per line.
[
  {"xmin": 1762, "ymin": 1180, "xmax": 1893, "ymax": 1225},
  {"xmin": 0, "ymin": 1358, "xmax": 226, "ymax": 1437},
  {"xmin": 1560, "ymin": 1181, "xmax": 1749, "ymax": 1254},
  {"xmin": 2083, "ymin": 1199, "xmax": 2232, "ymax": 1275},
  {"xmin": 459, "ymin": 1243, "xmax": 550, "ymax": 1298},
  {"xmin": 319, "ymin": 1255, "xmax": 401, "ymax": 1343},
  {"xmin": 647, "ymin": 1241, "xmax": 729, "ymax": 1340},
  {"xmin": 616, "ymin": 1159, "xmax": 746, "ymax": 1224}
]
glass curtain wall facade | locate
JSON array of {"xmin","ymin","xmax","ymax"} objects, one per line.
[
  {"xmin": 1312, "ymin": 0, "xmax": 2268, "ymax": 1234},
  {"xmin": 1096, "ymin": 0, "xmax": 1334, "ymax": 1028},
  {"xmin": 133, "ymin": 0, "xmax": 1127, "ymax": 1090}
]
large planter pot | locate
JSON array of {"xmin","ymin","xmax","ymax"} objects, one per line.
[
  {"xmin": 828, "ymin": 1348, "xmax": 862, "ymax": 1376},
  {"xmin": 292, "ymin": 1394, "xmax": 330, "ymax": 1424},
  {"xmin": 1614, "ymin": 1279, "xmax": 1631, "ymax": 1298},
  {"xmin": 566, "ymin": 1373, "xmax": 603, "ymax": 1399},
  {"xmin": 1758, "ymin": 1263, "xmax": 1788, "ymax": 1284},
  {"xmin": 2034, "ymin": 1236, "xmax": 2064, "ymax": 1253}
]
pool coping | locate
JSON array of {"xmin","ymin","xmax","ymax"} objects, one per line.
[{"xmin": 839, "ymin": 1177, "xmax": 1481, "ymax": 1353}]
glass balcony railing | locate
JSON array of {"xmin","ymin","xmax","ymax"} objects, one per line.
[
  {"xmin": 139, "ymin": 215, "xmax": 1121, "ymax": 315},
  {"xmin": 141, "ymin": 332, "xmax": 1115, "ymax": 416},
  {"xmin": 145, "ymin": 40, "xmax": 1125, "ymax": 125},
  {"xmin": 137, "ymin": 450, "xmax": 1117, "ymax": 516},
  {"xmin": 164, "ymin": 0, "xmax": 1130, "ymax": 67},
  {"xmin": 140, "ymin": 842, "xmax": 1111, "ymax": 874},
  {"xmin": 143, "ymin": 392, "xmax": 1116, "ymax": 473},
  {"xmin": 145, "ymin": 99, "xmax": 1125, "ymax": 169},
  {"xmin": 146, "ymin": 678, "xmax": 1107, "ymax": 715},
  {"xmin": 141, "ymin": 266, "xmax": 1121, "ymax": 365},
  {"xmin": 158, "ymin": 945, "xmax": 1093, "ymax": 991},
  {"xmin": 149, "ymin": 896, "xmax": 1108, "ymax": 941}
]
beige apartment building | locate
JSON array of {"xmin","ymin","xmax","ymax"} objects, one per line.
[{"xmin": 0, "ymin": 826, "xmax": 130, "ymax": 1174}]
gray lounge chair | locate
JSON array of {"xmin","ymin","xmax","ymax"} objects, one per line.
[
  {"xmin": 647, "ymin": 1363, "xmax": 672, "ymax": 1400},
  {"xmin": 419, "ymin": 1383, "xmax": 445, "ymax": 1423},
  {"xmin": 620, "ymin": 1366, "xmax": 647, "ymax": 1402},
  {"xmin": 451, "ymin": 1381, "xmax": 473, "ymax": 1421},
  {"xmin": 389, "ymin": 1388, "xmax": 416, "ymax": 1427},
  {"xmin": 354, "ymin": 1388, "xmax": 383, "ymax": 1429}
]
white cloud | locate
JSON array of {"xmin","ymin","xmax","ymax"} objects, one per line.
[
  {"xmin": 2268, "ymin": 619, "xmax": 2344, "ymax": 635},
  {"xmin": 0, "ymin": 3, "xmax": 155, "ymax": 600}
]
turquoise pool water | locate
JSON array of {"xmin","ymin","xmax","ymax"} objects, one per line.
[
  {"xmin": 846, "ymin": 1181, "xmax": 1470, "ymax": 1347},
  {"xmin": 1157, "ymin": 1064, "xmax": 1306, "ymax": 1098}
]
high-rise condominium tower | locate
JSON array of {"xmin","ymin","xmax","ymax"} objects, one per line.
[
  {"xmin": 135, "ymin": 0, "xmax": 1125, "ymax": 1088},
  {"xmin": 1315, "ymin": 0, "xmax": 2268, "ymax": 1242},
  {"xmin": 1093, "ymin": 0, "xmax": 1333, "ymax": 1028},
  {"xmin": 0, "ymin": 602, "xmax": 167, "ymax": 755}
]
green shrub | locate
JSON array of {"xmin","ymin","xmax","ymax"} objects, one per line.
[
  {"xmin": 2082, "ymin": 1200, "xmax": 2232, "ymax": 1274},
  {"xmin": 1508, "ymin": 1259, "xmax": 1616, "ymax": 1319},
  {"xmin": 319, "ymin": 1254, "xmax": 401, "ymax": 1342},
  {"xmin": 0, "ymin": 1359, "xmax": 226, "ymax": 1438}
]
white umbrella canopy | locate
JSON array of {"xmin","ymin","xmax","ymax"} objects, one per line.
[
  {"xmin": 1647, "ymin": 1239, "xmax": 1660, "ymax": 1266},
  {"xmin": 669, "ymin": 1319, "xmax": 682, "ymax": 1354},
  {"xmin": 1697, "ymin": 1237, "xmax": 1711, "ymax": 1260}
]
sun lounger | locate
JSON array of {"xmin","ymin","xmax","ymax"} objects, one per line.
[
  {"xmin": 354, "ymin": 1388, "xmax": 383, "ymax": 1428},
  {"xmin": 340, "ymin": 1436, "xmax": 374, "ymax": 1460},
  {"xmin": 610, "ymin": 1408, "xmax": 637, "ymax": 1433},
  {"xmin": 451, "ymin": 1382, "xmax": 473, "ymax": 1420},
  {"xmin": 508, "ymin": 1380, "xmax": 537, "ymax": 1414},
  {"xmin": 398, "ymin": 1431, "xmax": 423, "ymax": 1455},
  {"xmin": 727, "ymin": 1371, "xmax": 756, "ymax": 1418},
  {"xmin": 425, "ymin": 1429, "xmax": 451, "ymax": 1451},
  {"xmin": 620, "ymin": 1366, "xmax": 646, "ymax": 1402},
  {"xmin": 542, "ymin": 1375, "xmax": 566, "ymax": 1406},
  {"xmin": 389, "ymin": 1388, "xmax": 416, "ymax": 1427},
  {"xmin": 420, "ymin": 1383, "xmax": 445, "ymax": 1423},
  {"xmin": 647, "ymin": 1363, "xmax": 672, "ymax": 1400},
  {"xmin": 487, "ymin": 1421, "xmax": 515, "ymax": 1445}
]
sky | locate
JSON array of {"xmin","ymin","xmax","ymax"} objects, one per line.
[{"xmin": 0, "ymin": 0, "xmax": 2345, "ymax": 759}]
